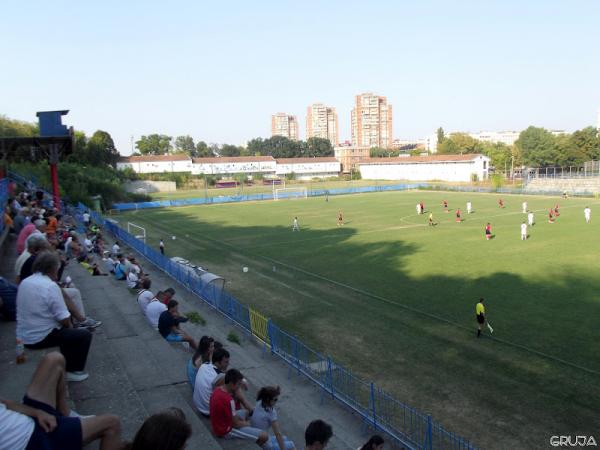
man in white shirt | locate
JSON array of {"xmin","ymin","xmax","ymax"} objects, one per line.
[
  {"xmin": 145, "ymin": 298, "xmax": 167, "ymax": 329},
  {"xmin": 82, "ymin": 211, "xmax": 91, "ymax": 227},
  {"xmin": 0, "ymin": 352, "xmax": 121, "ymax": 450},
  {"xmin": 584, "ymin": 206, "xmax": 591, "ymax": 223},
  {"xmin": 466, "ymin": 201, "xmax": 472, "ymax": 214},
  {"xmin": 522, "ymin": 201, "xmax": 528, "ymax": 214},
  {"xmin": 111, "ymin": 242, "xmax": 120, "ymax": 257},
  {"xmin": 193, "ymin": 348, "xmax": 230, "ymax": 415},
  {"xmin": 137, "ymin": 279, "xmax": 154, "ymax": 313},
  {"xmin": 126, "ymin": 270, "xmax": 140, "ymax": 289},
  {"xmin": 527, "ymin": 211, "xmax": 535, "ymax": 227},
  {"xmin": 520, "ymin": 222, "xmax": 528, "ymax": 241},
  {"xmin": 17, "ymin": 251, "xmax": 93, "ymax": 382},
  {"xmin": 15, "ymin": 234, "xmax": 49, "ymax": 281}
]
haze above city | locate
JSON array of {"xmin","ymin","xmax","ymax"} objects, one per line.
[{"xmin": 2, "ymin": 0, "xmax": 599, "ymax": 154}]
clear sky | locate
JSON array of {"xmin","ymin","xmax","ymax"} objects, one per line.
[{"xmin": 1, "ymin": 0, "xmax": 599, "ymax": 154}]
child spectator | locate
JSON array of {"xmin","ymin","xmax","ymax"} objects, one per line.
[{"xmin": 250, "ymin": 386, "xmax": 296, "ymax": 450}]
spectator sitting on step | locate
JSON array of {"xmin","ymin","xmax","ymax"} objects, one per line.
[
  {"xmin": 123, "ymin": 407, "xmax": 191, "ymax": 450},
  {"xmin": 136, "ymin": 278, "xmax": 155, "ymax": 314},
  {"xmin": 16, "ymin": 251, "xmax": 94, "ymax": 382},
  {"xmin": 0, "ymin": 352, "xmax": 122, "ymax": 450},
  {"xmin": 12, "ymin": 207, "xmax": 29, "ymax": 235},
  {"xmin": 158, "ymin": 300, "xmax": 198, "ymax": 350},
  {"xmin": 209, "ymin": 368, "xmax": 268, "ymax": 446},
  {"xmin": 187, "ymin": 336, "xmax": 215, "ymax": 387},
  {"xmin": 304, "ymin": 420, "xmax": 333, "ymax": 450},
  {"xmin": 145, "ymin": 295, "xmax": 167, "ymax": 330},
  {"xmin": 162, "ymin": 287, "xmax": 176, "ymax": 304},
  {"xmin": 16, "ymin": 219, "xmax": 45, "ymax": 255},
  {"xmin": 111, "ymin": 241, "xmax": 121, "ymax": 257},
  {"xmin": 129, "ymin": 257, "xmax": 146, "ymax": 278},
  {"xmin": 126, "ymin": 267, "xmax": 141, "ymax": 289},
  {"xmin": 114, "ymin": 255, "xmax": 127, "ymax": 280},
  {"xmin": 80, "ymin": 255, "xmax": 109, "ymax": 276},
  {"xmin": 18, "ymin": 240, "xmax": 100, "ymax": 329},
  {"xmin": 193, "ymin": 347, "xmax": 230, "ymax": 416},
  {"xmin": 16, "ymin": 233, "xmax": 51, "ymax": 283},
  {"xmin": 251, "ymin": 386, "xmax": 296, "ymax": 450}
]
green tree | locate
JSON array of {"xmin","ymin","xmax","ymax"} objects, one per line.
[
  {"xmin": 135, "ymin": 134, "xmax": 172, "ymax": 155},
  {"xmin": 305, "ymin": 137, "xmax": 334, "ymax": 157},
  {"xmin": 437, "ymin": 127, "xmax": 445, "ymax": 144},
  {"xmin": 481, "ymin": 142, "xmax": 512, "ymax": 171},
  {"xmin": 0, "ymin": 115, "xmax": 38, "ymax": 137},
  {"xmin": 86, "ymin": 130, "xmax": 119, "ymax": 167},
  {"xmin": 195, "ymin": 141, "xmax": 213, "ymax": 157},
  {"xmin": 515, "ymin": 127, "xmax": 558, "ymax": 167},
  {"xmin": 174, "ymin": 135, "xmax": 196, "ymax": 155},
  {"xmin": 220, "ymin": 144, "xmax": 242, "ymax": 157}
]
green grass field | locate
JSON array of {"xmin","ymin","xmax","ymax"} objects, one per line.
[{"xmin": 115, "ymin": 190, "xmax": 600, "ymax": 449}]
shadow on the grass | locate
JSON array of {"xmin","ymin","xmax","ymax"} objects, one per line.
[{"xmin": 113, "ymin": 205, "xmax": 600, "ymax": 450}]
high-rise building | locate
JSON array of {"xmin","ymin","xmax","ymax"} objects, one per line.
[
  {"xmin": 271, "ymin": 113, "xmax": 299, "ymax": 140},
  {"xmin": 351, "ymin": 93, "xmax": 393, "ymax": 148},
  {"xmin": 306, "ymin": 103, "xmax": 339, "ymax": 146}
]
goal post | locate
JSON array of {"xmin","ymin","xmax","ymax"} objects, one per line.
[
  {"xmin": 274, "ymin": 187, "xmax": 308, "ymax": 200},
  {"xmin": 127, "ymin": 222, "xmax": 146, "ymax": 243}
]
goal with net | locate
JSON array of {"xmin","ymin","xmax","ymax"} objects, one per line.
[
  {"xmin": 274, "ymin": 187, "xmax": 308, "ymax": 200},
  {"xmin": 127, "ymin": 222, "xmax": 146, "ymax": 243}
]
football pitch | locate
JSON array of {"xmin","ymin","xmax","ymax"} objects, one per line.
[{"xmin": 115, "ymin": 190, "xmax": 600, "ymax": 449}]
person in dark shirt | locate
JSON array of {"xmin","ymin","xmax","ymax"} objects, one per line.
[{"xmin": 158, "ymin": 300, "xmax": 198, "ymax": 350}]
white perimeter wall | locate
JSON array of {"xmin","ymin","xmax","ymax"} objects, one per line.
[
  {"xmin": 359, "ymin": 158, "xmax": 489, "ymax": 182},
  {"xmin": 276, "ymin": 162, "xmax": 340, "ymax": 177},
  {"xmin": 192, "ymin": 161, "xmax": 276, "ymax": 175},
  {"xmin": 117, "ymin": 160, "xmax": 193, "ymax": 174}
]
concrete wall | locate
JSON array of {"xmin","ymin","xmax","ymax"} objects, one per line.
[
  {"xmin": 117, "ymin": 160, "xmax": 193, "ymax": 174},
  {"xmin": 275, "ymin": 161, "xmax": 341, "ymax": 176},
  {"xmin": 124, "ymin": 180, "xmax": 177, "ymax": 193},
  {"xmin": 359, "ymin": 158, "xmax": 489, "ymax": 182},
  {"xmin": 192, "ymin": 161, "xmax": 276, "ymax": 175}
]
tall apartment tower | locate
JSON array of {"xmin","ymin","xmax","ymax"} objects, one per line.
[
  {"xmin": 351, "ymin": 93, "xmax": 393, "ymax": 148},
  {"xmin": 271, "ymin": 113, "xmax": 299, "ymax": 140},
  {"xmin": 306, "ymin": 103, "xmax": 339, "ymax": 146}
]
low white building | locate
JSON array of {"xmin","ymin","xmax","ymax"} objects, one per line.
[
  {"xmin": 275, "ymin": 157, "xmax": 341, "ymax": 180},
  {"xmin": 358, "ymin": 154, "xmax": 490, "ymax": 182},
  {"xmin": 117, "ymin": 155, "xmax": 193, "ymax": 173},
  {"xmin": 192, "ymin": 156, "xmax": 276, "ymax": 175}
]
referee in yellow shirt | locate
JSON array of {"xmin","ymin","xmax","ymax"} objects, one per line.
[{"xmin": 476, "ymin": 298, "xmax": 486, "ymax": 337}]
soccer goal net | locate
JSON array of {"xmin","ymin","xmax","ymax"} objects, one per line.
[
  {"xmin": 274, "ymin": 187, "xmax": 308, "ymax": 200},
  {"xmin": 127, "ymin": 222, "xmax": 146, "ymax": 243}
]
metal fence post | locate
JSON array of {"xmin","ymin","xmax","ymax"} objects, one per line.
[
  {"xmin": 370, "ymin": 382, "xmax": 377, "ymax": 430},
  {"xmin": 427, "ymin": 414, "xmax": 433, "ymax": 450},
  {"xmin": 327, "ymin": 356, "xmax": 335, "ymax": 399},
  {"xmin": 267, "ymin": 319, "xmax": 275, "ymax": 355}
]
